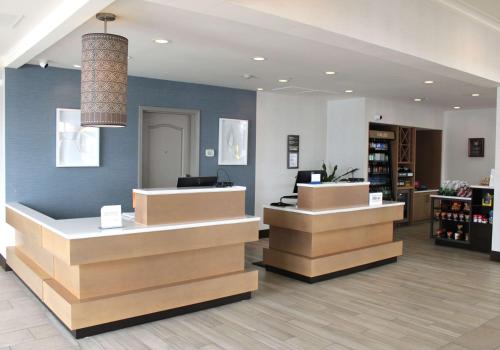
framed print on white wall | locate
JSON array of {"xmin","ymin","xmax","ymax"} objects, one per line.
[
  {"xmin": 56, "ymin": 108, "xmax": 100, "ymax": 167},
  {"xmin": 218, "ymin": 118, "xmax": 248, "ymax": 165}
]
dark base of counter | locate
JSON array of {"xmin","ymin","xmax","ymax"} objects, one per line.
[
  {"xmin": 11, "ymin": 269, "xmax": 251, "ymax": 339},
  {"xmin": 0, "ymin": 254, "xmax": 11, "ymax": 271},
  {"xmin": 255, "ymin": 257, "xmax": 398, "ymax": 283},
  {"xmin": 259, "ymin": 229, "xmax": 269, "ymax": 239},
  {"xmin": 490, "ymin": 251, "xmax": 500, "ymax": 262},
  {"xmin": 71, "ymin": 292, "xmax": 252, "ymax": 339}
]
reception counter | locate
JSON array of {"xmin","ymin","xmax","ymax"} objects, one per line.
[
  {"xmin": 263, "ymin": 183, "xmax": 404, "ymax": 282},
  {"xmin": 5, "ymin": 186, "xmax": 259, "ymax": 338}
]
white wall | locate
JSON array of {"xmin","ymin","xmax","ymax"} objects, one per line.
[
  {"xmin": 326, "ymin": 98, "xmax": 367, "ymax": 177},
  {"xmin": 366, "ymin": 98, "xmax": 444, "ymax": 130},
  {"xmin": 255, "ymin": 92, "xmax": 327, "ymax": 229},
  {"xmin": 443, "ymin": 108, "xmax": 496, "ymax": 185}
]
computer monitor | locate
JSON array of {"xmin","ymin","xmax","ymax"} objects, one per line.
[
  {"xmin": 177, "ymin": 176, "xmax": 217, "ymax": 188},
  {"xmin": 293, "ymin": 170, "xmax": 326, "ymax": 193}
]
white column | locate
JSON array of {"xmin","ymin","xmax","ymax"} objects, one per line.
[
  {"xmin": 0, "ymin": 67, "xmax": 14, "ymax": 259},
  {"xmin": 492, "ymin": 87, "xmax": 500, "ymax": 253}
]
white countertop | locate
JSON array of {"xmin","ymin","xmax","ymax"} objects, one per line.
[
  {"xmin": 133, "ymin": 186, "xmax": 246, "ymax": 195},
  {"xmin": 297, "ymin": 182, "xmax": 370, "ymax": 188},
  {"xmin": 6, "ymin": 202, "xmax": 259, "ymax": 240},
  {"xmin": 430, "ymin": 194, "xmax": 471, "ymax": 201},
  {"xmin": 414, "ymin": 189, "xmax": 439, "ymax": 193},
  {"xmin": 471, "ymin": 185, "xmax": 494, "ymax": 190},
  {"xmin": 263, "ymin": 201, "xmax": 404, "ymax": 215}
]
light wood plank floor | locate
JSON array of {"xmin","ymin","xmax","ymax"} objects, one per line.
[{"xmin": 1, "ymin": 222, "xmax": 500, "ymax": 350}]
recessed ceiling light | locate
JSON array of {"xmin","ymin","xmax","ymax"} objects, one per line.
[
  {"xmin": 453, "ymin": 106, "xmax": 461, "ymax": 109},
  {"xmin": 73, "ymin": 64, "xmax": 81, "ymax": 68},
  {"xmin": 257, "ymin": 88, "xmax": 264, "ymax": 91},
  {"xmin": 153, "ymin": 39, "xmax": 169, "ymax": 44},
  {"xmin": 325, "ymin": 71, "xmax": 336, "ymax": 75},
  {"xmin": 344, "ymin": 89, "xmax": 353, "ymax": 93},
  {"xmin": 242, "ymin": 73, "xmax": 255, "ymax": 79},
  {"xmin": 424, "ymin": 80, "xmax": 434, "ymax": 84},
  {"xmin": 253, "ymin": 57, "xmax": 266, "ymax": 61},
  {"xmin": 278, "ymin": 79, "xmax": 289, "ymax": 83},
  {"xmin": 414, "ymin": 98, "xmax": 423, "ymax": 102},
  {"xmin": 127, "ymin": 56, "xmax": 132, "ymax": 60},
  {"xmin": 472, "ymin": 93, "xmax": 480, "ymax": 97}
]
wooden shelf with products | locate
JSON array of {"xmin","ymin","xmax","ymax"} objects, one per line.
[{"xmin": 368, "ymin": 131, "xmax": 394, "ymax": 201}]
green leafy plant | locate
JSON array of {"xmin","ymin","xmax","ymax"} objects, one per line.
[{"xmin": 321, "ymin": 162, "xmax": 338, "ymax": 182}]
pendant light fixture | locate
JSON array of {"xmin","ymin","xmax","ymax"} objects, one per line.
[{"xmin": 81, "ymin": 13, "xmax": 128, "ymax": 127}]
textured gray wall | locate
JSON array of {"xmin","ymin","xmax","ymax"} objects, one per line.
[{"xmin": 6, "ymin": 65, "xmax": 256, "ymax": 219}]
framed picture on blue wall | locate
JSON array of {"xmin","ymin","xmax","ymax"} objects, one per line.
[
  {"xmin": 218, "ymin": 118, "xmax": 248, "ymax": 165},
  {"xmin": 56, "ymin": 108, "xmax": 100, "ymax": 167}
]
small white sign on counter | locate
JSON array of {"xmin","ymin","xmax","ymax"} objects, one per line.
[
  {"xmin": 101, "ymin": 205, "xmax": 123, "ymax": 229},
  {"xmin": 369, "ymin": 192, "xmax": 383, "ymax": 206},
  {"xmin": 311, "ymin": 173, "xmax": 321, "ymax": 184}
]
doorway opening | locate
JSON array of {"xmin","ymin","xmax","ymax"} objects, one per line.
[{"xmin": 138, "ymin": 107, "xmax": 200, "ymax": 188}]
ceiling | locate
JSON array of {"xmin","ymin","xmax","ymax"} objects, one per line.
[
  {"xmin": 0, "ymin": 0, "xmax": 63, "ymax": 62},
  {"xmin": 23, "ymin": 0, "xmax": 500, "ymax": 109},
  {"xmin": 449, "ymin": 0, "xmax": 500, "ymax": 28}
]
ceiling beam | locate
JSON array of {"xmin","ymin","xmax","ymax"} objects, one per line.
[{"xmin": 1, "ymin": 0, "xmax": 115, "ymax": 68}]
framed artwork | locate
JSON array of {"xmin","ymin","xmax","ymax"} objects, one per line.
[
  {"xmin": 218, "ymin": 118, "xmax": 248, "ymax": 165},
  {"xmin": 287, "ymin": 135, "xmax": 299, "ymax": 169},
  {"xmin": 468, "ymin": 138, "xmax": 484, "ymax": 158},
  {"xmin": 56, "ymin": 108, "xmax": 100, "ymax": 167}
]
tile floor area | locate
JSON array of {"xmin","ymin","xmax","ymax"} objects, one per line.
[{"xmin": 1, "ymin": 223, "xmax": 500, "ymax": 349}]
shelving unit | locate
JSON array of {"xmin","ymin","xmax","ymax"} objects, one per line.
[
  {"xmin": 368, "ymin": 124, "xmax": 442, "ymax": 225},
  {"xmin": 430, "ymin": 195, "xmax": 472, "ymax": 249},
  {"xmin": 396, "ymin": 127, "xmax": 416, "ymax": 190},
  {"xmin": 368, "ymin": 130, "xmax": 394, "ymax": 200},
  {"xmin": 430, "ymin": 187, "xmax": 494, "ymax": 253},
  {"xmin": 470, "ymin": 186, "xmax": 494, "ymax": 252}
]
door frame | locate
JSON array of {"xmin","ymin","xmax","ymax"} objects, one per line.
[{"xmin": 138, "ymin": 106, "xmax": 200, "ymax": 187}]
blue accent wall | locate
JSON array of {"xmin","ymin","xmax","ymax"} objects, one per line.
[{"xmin": 6, "ymin": 65, "xmax": 256, "ymax": 219}]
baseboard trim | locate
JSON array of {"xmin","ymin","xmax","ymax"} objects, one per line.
[
  {"xmin": 259, "ymin": 229, "xmax": 269, "ymax": 239},
  {"xmin": 255, "ymin": 257, "xmax": 398, "ymax": 283},
  {"xmin": 490, "ymin": 251, "xmax": 500, "ymax": 262},
  {"xmin": 0, "ymin": 254, "xmax": 11, "ymax": 271}
]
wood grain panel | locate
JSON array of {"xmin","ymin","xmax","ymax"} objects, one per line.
[
  {"xmin": 269, "ymin": 222, "xmax": 394, "ymax": 257},
  {"xmin": 55, "ymin": 244, "xmax": 245, "ymax": 299},
  {"xmin": 6, "ymin": 208, "xmax": 42, "ymax": 241},
  {"xmin": 15, "ymin": 230, "xmax": 54, "ymax": 276},
  {"xmin": 135, "ymin": 191, "xmax": 245, "ymax": 225},
  {"xmin": 44, "ymin": 271, "xmax": 258, "ymax": 330},
  {"xmin": 297, "ymin": 184, "xmax": 369, "ymax": 211},
  {"xmin": 311, "ymin": 241, "xmax": 403, "ymax": 276},
  {"xmin": 6, "ymin": 247, "xmax": 50, "ymax": 299},
  {"xmin": 55, "ymin": 221, "xmax": 258, "ymax": 266},
  {"xmin": 264, "ymin": 205, "xmax": 403, "ymax": 233},
  {"xmin": 41, "ymin": 227, "xmax": 70, "ymax": 265},
  {"xmin": 264, "ymin": 241, "xmax": 403, "ymax": 277}
]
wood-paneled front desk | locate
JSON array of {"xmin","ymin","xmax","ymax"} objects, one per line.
[
  {"xmin": 5, "ymin": 186, "xmax": 259, "ymax": 338},
  {"xmin": 263, "ymin": 183, "xmax": 404, "ymax": 283}
]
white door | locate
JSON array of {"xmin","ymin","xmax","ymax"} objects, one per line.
[{"xmin": 142, "ymin": 111, "xmax": 191, "ymax": 188}]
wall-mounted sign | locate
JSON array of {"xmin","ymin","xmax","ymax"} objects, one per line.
[
  {"xmin": 287, "ymin": 135, "xmax": 299, "ymax": 169},
  {"xmin": 468, "ymin": 138, "xmax": 484, "ymax": 157}
]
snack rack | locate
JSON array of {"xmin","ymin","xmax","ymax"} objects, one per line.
[{"xmin": 430, "ymin": 195, "xmax": 472, "ymax": 249}]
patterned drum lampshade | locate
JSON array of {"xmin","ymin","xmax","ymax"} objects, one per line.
[{"xmin": 81, "ymin": 14, "xmax": 128, "ymax": 127}]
